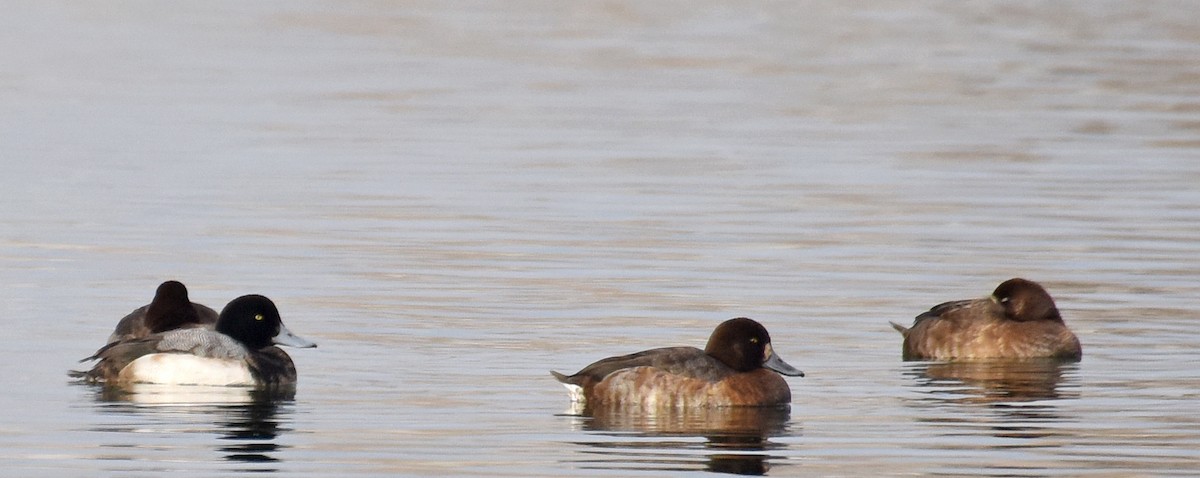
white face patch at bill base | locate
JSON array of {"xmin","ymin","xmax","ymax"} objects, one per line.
[{"xmin": 118, "ymin": 353, "xmax": 256, "ymax": 386}]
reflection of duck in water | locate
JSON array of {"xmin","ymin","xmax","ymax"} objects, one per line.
[
  {"xmin": 552, "ymin": 318, "xmax": 804, "ymax": 409},
  {"xmin": 580, "ymin": 403, "xmax": 793, "ymax": 436},
  {"xmin": 567, "ymin": 405, "xmax": 794, "ymax": 476},
  {"xmin": 216, "ymin": 394, "xmax": 291, "ymax": 465},
  {"xmin": 891, "ymin": 278, "xmax": 1081, "ymax": 361},
  {"xmin": 87, "ymin": 386, "xmax": 294, "ymax": 468},
  {"xmin": 93, "ymin": 381, "xmax": 296, "ymax": 404},
  {"xmin": 904, "ymin": 360, "xmax": 1077, "ymax": 403},
  {"xmin": 901, "ymin": 360, "xmax": 1080, "ymax": 440}
]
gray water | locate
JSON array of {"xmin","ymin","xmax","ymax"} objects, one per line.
[{"xmin": 2, "ymin": 1, "xmax": 1199, "ymax": 476}]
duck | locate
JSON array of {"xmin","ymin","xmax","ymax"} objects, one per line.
[
  {"xmin": 551, "ymin": 317, "xmax": 804, "ymax": 408},
  {"xmin": 73, "ymin": 294, "xmax": 316, "ymax": 387},
  {"xmin": 890, "ymin": 278, "xmax": 1081, "ymax": 361},
  {"xmin": 105, "ymin": 280, "xmax": 218, "ymax": 344}
]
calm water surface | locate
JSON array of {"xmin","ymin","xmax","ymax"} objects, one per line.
[{"xmin": 2, "ymin": 1, "xmax": 1199, "ymax": 476}]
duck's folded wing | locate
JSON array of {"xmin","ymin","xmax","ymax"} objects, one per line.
[
  {"xmin": 556, "ymin": 347, "xmax": 727, "ymax": 385},
  {"xmin": 914, "ymin": 299, "xmax": 976, "ymax": 325},
  {"xmin": 106, "ymin": 305, "xmax": 151, "ymax": 344},
  {"xmin": 105, "ymin": 302, "xmax": 219, "ymax": 344},
  {"xmin": 194, "ymin": 303, "xmax": 219, "ymax": 324},
  {"xmin": 72, "ymin": 329, "xmax": 247, "ymax": 383},
  {"xmin": 154, "ymin": 329, "xmax": 247, "ymax": 359},
  {"xmin": 71, "ymin": 338, "xmax": 160, "ymax": 382}
]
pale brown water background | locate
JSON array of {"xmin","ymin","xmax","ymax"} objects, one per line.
[{"xmin": 1, "ymin": 1, "xmax": 1198, "ymax": 476}]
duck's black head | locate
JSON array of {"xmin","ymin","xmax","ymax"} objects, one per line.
[{"xmin": 217, "ymin": 294, "xmax": 316, "ymax": 349}]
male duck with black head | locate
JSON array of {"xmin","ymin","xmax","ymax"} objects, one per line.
[
  {"xmin": 552, "ymin": 318, "xmax": 804, "ymax": 408},
  {"xmin": 106, "ymin": 280, "xmax": 219, "ymax": 344},
  {"xmin": 891, "ymin": 278, "xmax": 1082, "ymax": 361},
  {"xmin": 74, "ymin": 295, "xmax": 316, "ymax": 387}
]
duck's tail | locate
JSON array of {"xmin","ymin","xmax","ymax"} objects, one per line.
[
  {"xmin": 67, "ymin": 368, "xmax": 100, "ymax": 383},
  {"xmin": 889, "ymin": 322, "xmax": 910, "ymax": 337},
  {"xmin": 549, "ymin": 371, "xmax": 586, "ymax": 404}
]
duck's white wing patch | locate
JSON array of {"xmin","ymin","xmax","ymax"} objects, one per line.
[{"xmin": 119, "ymin": 353, "xmax": 255, "ymax": 386}]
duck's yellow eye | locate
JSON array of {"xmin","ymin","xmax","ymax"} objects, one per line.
[
  {"xmin": 255, "ymin": 314, "xmax": 264, "ymax": 321},
  {"xmin": 749, "ymin": 337, "xmax": 759, "ymax": 344}
]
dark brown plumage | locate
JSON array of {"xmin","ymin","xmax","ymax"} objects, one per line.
[
  {"xmin": 551, "ymin": 317, "xmax": 804, "ymax": 408},
  {"xmin": 106, "ymin": 280, "xmax": 218, "ymax": 344},
  {"xmin": 891, "ymin": 278, "xmax": 1082, "ymax": 361}
]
